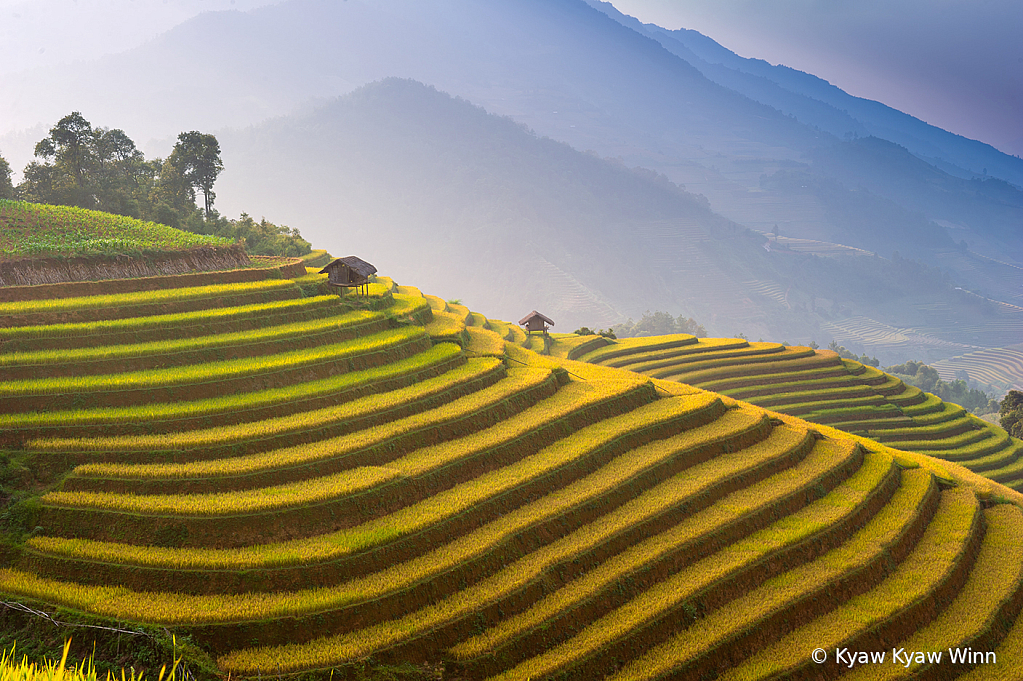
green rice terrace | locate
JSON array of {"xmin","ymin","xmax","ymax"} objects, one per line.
[
  {"xmin": 3, "ymin": 236, "xmax": 1023, "ymax": 678},
  {"xmin": 572, "ymin": 334, "xmax": 1023, "ymax": 493}
]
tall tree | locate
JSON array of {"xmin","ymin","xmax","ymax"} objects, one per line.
[
  {"xmin": 93, "ymin": 127, "xmax": 154, "ymax": 216},
  {"xmin": 0, "ymin": 151, "xmax": 13, "ymax": 199},
  {"xmin": 96, "ymin": 128, "xmax": 146, "ymax": 189},
  {"xmin": 33, "ymin": 112, "xmax": 96, "ymax": 196},
  {"xmin": 171, "ymin": 131, "xmax": 223, "ymax": 218},
  {"xmin": 17, "ymin": 162, "xmax": 61, "ymax": 205}
]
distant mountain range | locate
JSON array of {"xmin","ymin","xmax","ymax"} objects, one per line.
[
  {"xmin": 585, "ymin": 0, "xmax": 1023, "ymax": 188},
  {"xmin": 1, "ymin": 0, "xmax": 1020, "ymax": 360},
  {"xmin": 218, "ymin": 78, "xmax": 1023, "ymax": 364}
]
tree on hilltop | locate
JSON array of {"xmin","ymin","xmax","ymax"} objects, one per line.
[
  {"xmin": 613, "ymin": 311, "xmax": 706, "ymax": 338},
  {"xmin": 33, "ymin": 111, "xmax": 96, "ymax": 193},
  {"xmin": 21, "ymin": 112, "xmax": 156, "ymax": 215},
  {"xmin": 1002, "ymin": 390, "xmax": 1023, "ymax": 439},
  {"xmin": 13, "ymin": 114, "xmax": 306, "ymax": 257},
  {"xmin": 0, "ymin": 151, "xmax": 13, "ymax": 199},
  {"xmin": 888, "ymin": 359, "xmax": 997, "ymax": 415},
  {"xmin": 218, "ymin": 213, "xmax": 312, "ymax": 257},
  {"xmin": 170, "ymin": 131, "xmax": 223, "ymax": 219},
  {"xmin": 95, "ymin": 128, "xmax": 148, "ymax": 190}
]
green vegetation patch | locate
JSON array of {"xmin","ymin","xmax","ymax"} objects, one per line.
[{"xmin": 0, "ymin": 200, "xmax": 231, "ymax": 256}]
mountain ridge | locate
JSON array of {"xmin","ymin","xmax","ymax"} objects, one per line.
[{"xmin": 583, "ymin": 0, "xmax": 1023, "ymax": 188}]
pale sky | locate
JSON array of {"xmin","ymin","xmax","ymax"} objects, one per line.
[
  {"xmin": 0, "ymin": 0, "xmax": 277, "ymax": 75},
  {"xmin": 607, "ymin": 0, "xmax": 1023, "ymax": 158}
]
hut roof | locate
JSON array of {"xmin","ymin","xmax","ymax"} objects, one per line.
[
  {"xmin": 318, "ymin": 256, "xmax": 378, "ymax": 278},
  {"xmin": 518, "ymin": 310, "xmax": 555, "ymax": 326}
]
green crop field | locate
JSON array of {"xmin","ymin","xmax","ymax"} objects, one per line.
[
  {"xmin": 4, "ymin": 212, "xmax": 1023, "ymax": 680},
  {"xmin": 0, "ymin": 200, "xmax": 232, "ymax": 255}
]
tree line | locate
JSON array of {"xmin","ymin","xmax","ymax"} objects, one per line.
[
  {"xmin": 611, "ymin": 311, "xmax": 707, "ymax": 339},
  {"xmin": 0, "ymin": 112, "xmax": 310, "ymax": 257},
  {"xmin": 885, "ymin": 360, "xmax": 999, "ymax": 416}
]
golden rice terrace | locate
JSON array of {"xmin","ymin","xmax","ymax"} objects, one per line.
[
  {"xmin": 574, "ymin": 334, "xmax": 1023, "ymax": 490},
  {"xmin": 2, "ymin": 258, "xmax": 1023, "ymax": 679}
]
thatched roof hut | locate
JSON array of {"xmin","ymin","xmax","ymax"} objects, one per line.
[
  {"xmin": 519, "ymin": 310, "xmax": 554, "ymax": 335},
  {"xmin": 319, "ymin": 256, "xmax": 377, "ymax": 295}
]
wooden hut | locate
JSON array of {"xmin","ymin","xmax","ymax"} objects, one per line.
[
  {"xmin": 318, "ymin": 256, "xmax": 377, "ymax": 296},
  {"xmin": 519, "ymin": 310, "xmax": 554, "ymax": 336}
]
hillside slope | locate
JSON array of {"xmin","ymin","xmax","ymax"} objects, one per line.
[
  {"xmin": 576, "ymin": 334, "xmax": 1023, "ymax": 491},
  {"xmin": 217, "ymin": 79, "xmax": 1023, "ymax": 360},
  {"xmin": 3, "ymin": 263, "xmax": 1023, "ymax": 679}
]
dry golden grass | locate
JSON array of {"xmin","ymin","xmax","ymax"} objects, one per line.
[
  {"xmin": 463, "ymin": 326, "xmax": 506, "ymax": 357},
  {"xmin": 449, "ymin": 421, "xmax": 833, "ymax": 661},
  {"xmin": 0, "ymin": 280, "xmax": 296, "ymax": 315},
  {"xmin": 44, "ymin": 466, "xmax": 399, "ymax": 516},
  {"xmin": 30, "ymin": 379, "xmax": 670, "ymax": 573},
  {"xmin": 6, "ymin": 396, "xmax": 713, "ymax": 630},
  {"xmin": 579, "ymin": 335, "xmax": 698, "ymax": 365},
  {"xmin": 0, "ymin": 310, "xmax": 379, "ymax": 369}
]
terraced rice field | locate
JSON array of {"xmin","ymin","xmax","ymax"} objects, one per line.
[
  {"xmin": 765, "ymin": 234, "xmax": 875, "ymax": 258},
  {"xmin": 578, "ymin": 335, "xmax": 1023, "ymax": 493},
  {"xmin": 742, "ymin": 279, "xmax": 790, "ymax": 308},
  {"xmin": 820, "ymin": 315, "xmax": 980, "ymax": 356},
  {"xmin": 4, "ymin": 267, "xmax": 1023, "ymax": 681},
  {"xmin": 932, "ymin": 345, "xmax": 1023, "ymax": 391}
]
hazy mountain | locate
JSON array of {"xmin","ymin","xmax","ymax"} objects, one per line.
[
  {"xmin": 216, "ymin": 78, "xmax": 1023, "ymax": 363},
  {"xmin": 0, "ymin": 0, "xmax": 813, "ymax": 156},
  {"xmin": 217, "ymin": 78, "xmax": 744, "ymax": 331},
  {"xmin": 2, "ymin": 0, "xmax": 1018, "ymax": 269},
  {"xmin": 583, "ymin": 0, "xmax": 1023, "ymax": 189}
]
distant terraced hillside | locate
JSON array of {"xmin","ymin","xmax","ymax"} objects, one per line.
[
  {"xmin": 4, "ymin": 265, "xmax": 1023, "ymax": 680},
  {"xmin": 933, "ymin": 345, "xmax": 1023, "ymax": 392},
  {"xmin": 577, "ymin": 335, "xmax": 1023, "ymax": 492}
]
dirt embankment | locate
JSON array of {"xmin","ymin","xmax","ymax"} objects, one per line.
[{"xmin": 0, "ymin": 245, "xmax": 251, "ymax": 288}]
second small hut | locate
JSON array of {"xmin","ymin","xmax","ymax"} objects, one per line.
[{"xmin": 319, "ymin": 256, "xmax": 377, "ymax": 296}]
